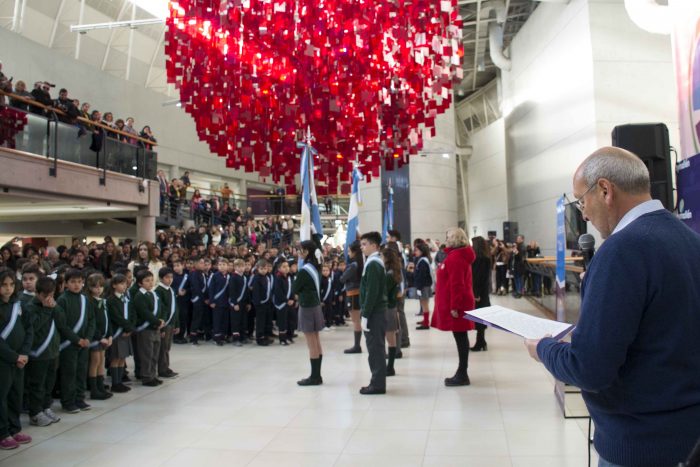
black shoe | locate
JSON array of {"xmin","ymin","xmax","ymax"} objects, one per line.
[
  {"xmin": 297, "ymin": 376, "xmax": 323, "ymax": 386},
  {"xmin": 216, "ymin": 341, "xmax": 224, "ymax": 347},
  {"xmin": 142, "ymin": 379, "xmax": 159, "ymax": 387},
  {"xmin": 416, "ymin": 324, "xmax": 430, "ymax": 330},
  {"xmin": 444, "ymin": 373, "xmax": 470, "ymax": 387},
  {"xmin": 75, "ymin": 400, "xmax": 91, "ymax": 411},
  {"xmin": 111, "ymin": 383, "xmax": 131, "ymax": 393},
  {"xmin": 359, "ymin": 385, "xmax": 386, "ymax": 395},
  {"xmin": 292, "ymin": 334, "xmax": 299, "ymax": 339},
  {"xmin": 395, "ymin": 350, "xmax": 403, "ymax": 359},
  {"xmin": 387, "ymin": 367, "xmax": 396, "ymax": 377},
  {"xmin": 173, "ymin": 338, "xmax": 188, "ymax": 344},
  {"xmin": 257, "ymin": 339, "xmax": 269, "ymax": 346},
  {"xmin": 344, "ymin": 346, "xmax": 362, "ymax": 354},
  {"xmin": 90, "ymin": 391, "xmax": 111, "ymax": 401},
  {"xmin": 470, "ymin": 342, "xmax": 488, "ymax": 352},
  {"xmin": 62, "ymin": 405, "xmax": 80, "ymax": 414},
  {"xmin": 155, "ymin": 378, "xmax": 164, "ymax": 385},
  {"xmin": 280, "ymin": 340, "xmax": 289, "ymax": 346},
  {"xmin": 165, "ymin": 370, "xmax": 179, "ymax": 378}
]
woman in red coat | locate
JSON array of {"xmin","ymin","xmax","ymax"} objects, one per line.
[{"xmin": 431, "ymin": 227, "xmax": 476, "ymax": 386}]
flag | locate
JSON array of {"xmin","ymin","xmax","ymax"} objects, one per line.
[
  {"xmin": 297, "ymin": 139, "xmax": 323, "ymax": 243},
  {"xmin": 344, "ymin": 166, "xmax": 363, "ymax": 261},
  {"xmin": 382, "ymin": 184, "xmax": 394, "ymax": 243}
]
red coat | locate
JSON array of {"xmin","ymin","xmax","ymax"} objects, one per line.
[{"xmin": 431, "ymin": 246, "xmax": 476, "ymax": 332}]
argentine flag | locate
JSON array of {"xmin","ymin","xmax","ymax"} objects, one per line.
[
  {"xmin": 298, "ymin": 141, "xmax": 323, "ymax": 243},
  {"xmin": 344, "ymin": 166, "xmax": 363, "ymax": 261},
  {"xmin": 382, "ymin": 184, "xmax": 394, "ymax": 243}
]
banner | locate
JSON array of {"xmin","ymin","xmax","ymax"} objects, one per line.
[{"xmin": 671, "ymin": 1, "xmax": 700, "ymax": 159}]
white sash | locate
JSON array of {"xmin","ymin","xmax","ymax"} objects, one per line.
[
  {"xmin": 178, "ymin": 273, "xmax": 189, "ymax": 292},
  {"xmin": 59, "ymin": 295, "xmax": 87, "ymax": 351},
  {"xmin": 30, "ymin": 320, "xmax": 56, "ymax": 358},
  {"xmin": 236, "ymin": 275, "xmax": 248, "ymax": 304},
  {"xmin": 322, "ymin": 274, "xmax": 333, "ymax": 301},
  {"xmin": 164, "ymin": 288, "xmax": 177, "ymax": 326},
  {"xmin": 136, "ymin": 292, "xmax": 160, "ymax": 332},
  {"xmin": 303, "ymin": 264, "xmax": 321, "ymax": 299},
  {"xmin": 0, "ymin": 302, "xmax": 21, "ymax": 340},
  {"xmin": 213, "ymin": 275, "xmax": 230, "ymax": 301},
  {"xmin": 112, "ymin": 296, "xmax": 129, "ymax": 339},
  {"xmin": 363, "ymin": 255, "xmax": 385, "ymax": 276},
  {"xmin": 273, "ymin": 276, "xmax": 292, "ymax": 310}
]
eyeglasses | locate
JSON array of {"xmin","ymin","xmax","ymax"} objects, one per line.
[{"xmin": 573, "ymin": 181, "xmax": 599, "ymax": 212}]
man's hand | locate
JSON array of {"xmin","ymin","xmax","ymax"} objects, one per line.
[
  {"xmin": 524, "ymin": 335, "xmax": 551, "ymax": 362},
  {"xmin": 450, "ymin": 310, "xmax": 459, "ymax": 318}
]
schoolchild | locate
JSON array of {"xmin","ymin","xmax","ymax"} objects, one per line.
[
  {"xmin": 85, "ymin": 273, "xmax": 113, "ymax": 400},
  {"xmin": 105, "ymin": 274, "xmax": 133, "ymax": 393},
  {"xmin": 208, "ymin": 258, "xmax": 230, "ymax": 345},
  {"xmin": 155, "ymin": 268, "xmax": 179, "ymax": 378},
  {"xmin": 132, "ymin": 269, "xmax": 165, "ymax": 387}
]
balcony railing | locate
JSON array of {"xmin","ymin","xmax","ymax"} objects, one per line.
[{"xmin": 0, "ymin": 89, "xmax": 157, "ymax": 182}]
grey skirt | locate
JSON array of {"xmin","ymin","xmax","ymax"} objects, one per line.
[
  {"xmin": 418, "ymin": 286, "xmax": 432, "ymax": 299},
  {"xmin": 386, "ymin": 307, "xmax": 399, "ymax": 332},
  {"xmin": 108, "ymin": 334, "xmax": 132, "ymax": 360},
  {"xmin": 298, "ymin": 305, "xmax": 325, "ymax": 333}
]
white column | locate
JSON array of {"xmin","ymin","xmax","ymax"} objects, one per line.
[{"xmin": 358, "ymin": 176, "xmax": 382, "ymax": 237}]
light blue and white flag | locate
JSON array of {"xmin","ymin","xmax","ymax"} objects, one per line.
[
  {"xmin": 344, "ymin": 166, "xmax": 363, "ymax": 261},
  {"xmin": 382, "ymin": 184, "xmax": 394, "ymax": 243},
  {"xmin": 297, "ymin": 137, "xmax": 323, "ymax": 243}
]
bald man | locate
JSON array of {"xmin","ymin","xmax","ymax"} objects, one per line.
[{"xmin": 525, "ymin": 147, "xmax": 700, "ymax": 467}]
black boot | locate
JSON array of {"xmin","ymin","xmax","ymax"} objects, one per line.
[
  {"xmin": 344, "ymin": 331, "xmax": 362, "ymax": 354},
  {"xmin": 89, "ymin": 377, "xmax": 110, "ymax": 400},
  {"xmin": 471, "ymin": 324, "xmax": 488, "ymax": 351},
  {"xmin": 387, "ymin": 347, "xmax": 396, "ymax": 376},
  {"xmin": 297, "ymin": 358, "xmax": 323, "ymax": 386},
  {"xmin": 445, "ymin": 331, "xmax": 470, "ymax": 386},
  {"xmin": 96, "ymin": 376, "xmax": 113, "ymax": 398}
]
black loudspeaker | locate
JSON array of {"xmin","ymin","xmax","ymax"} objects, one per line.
[
  {"xmin": 611, "ymin": 123, "xmax": 673, "ymax": 210},
  {"xmin": 503, "ymin": 221, "xmax": 519, "ymax": 243}
]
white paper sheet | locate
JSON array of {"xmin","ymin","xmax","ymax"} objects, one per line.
[{"xmin": 466, "ymin": 305, "xmax": 574, "ymax": 340}]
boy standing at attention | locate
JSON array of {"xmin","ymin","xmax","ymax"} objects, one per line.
[
  {"xmin": 133, "ymin": 270, "xmax": 164, "ymax": 387},
  {"xmin": 208, "ymin": 258, "xmax": 230, "ymax": 346},
  {"xmin": 155, "ymin": 268, "xmax": 179, "ymax": 379},
  {"xmin": 359, "ymin": 232, "xmax": 388, "ymax": 395},
  {"xmin": 56, "ymin": 269, "xmax": 94, "ymax": 413}
]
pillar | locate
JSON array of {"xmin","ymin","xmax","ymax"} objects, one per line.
[
  {"xmin": 169, "ymin": 165, "xmax": 180, "ymax": 181},
  {"xmin": 136, "ymin": 215, "xmax": 156, "ymax": 243}
]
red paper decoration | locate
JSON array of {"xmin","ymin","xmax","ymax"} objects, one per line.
[{"xmin": 165, "ymin": 0, "xmax": 463, "ymax": 191}]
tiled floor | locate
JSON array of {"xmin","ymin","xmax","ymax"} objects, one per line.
[{"xmin": 0, "ymin": 296, "xmax": 598, "ymax": 467}]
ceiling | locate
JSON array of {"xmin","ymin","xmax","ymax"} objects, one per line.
[
  {"xmin": 0, "ymin": 0, "xmax": 538, "ymax": 102},
  {"xmin": 0, "ymin": 192, "xmax": 137, "ymax": 221}
]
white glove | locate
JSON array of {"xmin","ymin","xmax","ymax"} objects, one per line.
[{"xmin": 361, "ymin": 317, "xmax": 369, "ymax": 332}]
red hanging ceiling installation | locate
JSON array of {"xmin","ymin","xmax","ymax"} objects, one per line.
[{"xmin": 165, "ymin": 0, "xmax": 463, "ymax": 194}]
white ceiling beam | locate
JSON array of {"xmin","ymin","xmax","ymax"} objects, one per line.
[
  {"xmin": 471, "ymin": 0, "xmax": 482, "ymax": 90},
  {"xmin": 101, "ymin": 0, "xmax": 130, "ymax": 71},
  {"xmin": 145, "ymin": 23, "xmax": 166, "ymax": 87},
  {"xmin": 48, "ymin": 0, "xmax": 67, "ymax": 48},
  {"xmin": 125, "ymin": 2, "xmax": 136, "ymax": 80},
  {"xmin": 74, "ymin": 0, "xmax": 86, "ymax": 60},
  {"xmin": 11, "ymin": 0, "xmax": 20, "ymax": 31}
]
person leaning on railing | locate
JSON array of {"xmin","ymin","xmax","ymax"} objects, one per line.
[
  {"xmin": 29, "ymin": 81, "xmax": 53, "ymax": 115},
  {"xmin": 9, "ymin": 81, "xmax": 31, "ymax": 110}
]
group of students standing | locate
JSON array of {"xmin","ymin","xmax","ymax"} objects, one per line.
[{"xmin": 0, "ymin": 262, "xmax": 180, "ymax": 450}]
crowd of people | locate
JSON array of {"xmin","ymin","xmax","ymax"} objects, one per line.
[{"xmin": 0, "ymin": 61, "xmax": 156, "ymax": 150}]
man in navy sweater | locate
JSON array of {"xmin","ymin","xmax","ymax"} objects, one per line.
[{"xmin": 525, "ymin": 147, "xmax": 700, "ymax": 467}]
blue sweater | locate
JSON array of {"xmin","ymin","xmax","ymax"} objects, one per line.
[{"xmin": 537, "ymin": 210, "xmax": 700, "ymax": 466}]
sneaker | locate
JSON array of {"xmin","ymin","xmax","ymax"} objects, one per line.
[
  {"xmin": 0, "ymin": 436, "xmax": 19, "ymax": 450},
  {"xmin": 30, "ymin": 412, "xmax": 53, "ymax": 427},
  {"xmin": 12, "ymin": 433, "xmax": 32, "ymax": 444},
  {"xmin": 62, "ymin": 405, "xmax": 80, "ymax": 414},
  {"xmin": 43, "ymin": 408, "xmax": 61, "ymax": 423},
  {"xmin": 75, "ymin": 400, "xmax": 91, "ymax": 411}
]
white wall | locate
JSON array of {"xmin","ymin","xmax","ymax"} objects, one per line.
[
  {"xmin": 467, "ymin": 118, "xmax": 509, "ymax": 238},
  {"xmin": 0, "ymin": 27, "xmax": 265, "ymax": 187}
]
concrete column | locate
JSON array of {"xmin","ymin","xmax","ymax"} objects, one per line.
[
  {"xmin": 136, "ymin": 215, "xmax": 156, "ymax": 243},
  {"xmin": 357, "ymin": 176, "xmax": 382, "ymax": 236},
  {"xmin": 169, "ymin": 165, "xmax": 180, "ymax": 181}
]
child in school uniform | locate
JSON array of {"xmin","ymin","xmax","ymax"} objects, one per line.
[
  {"xmin": 56, "ymin": 269, "xmax": 94, "ymax": 413},
  {"xmin": 105, "ymin": 274, "xmax": 133, "ymax": 393},
  {"xmin": 132, "ymin": 269, "xmax": 165, "ymax": 387},
  {"xmin": 250, "ymin": 259, "xmax": 273, "ymax": 346},
  {"xmin": 202, "ymin": 257, "xmax": 213, "ymax": 340},
  {"xmin": 228, "ymin": 259, "xmax": 248, "ymax": 346},
  {"xmin": 171, "ymin": 259, "xmax": 191, "ymax": 344},
  {"xmin": 127, "ymin": 265, "xmax": 148, "ymax": 380},
  {"xmin": 272, "ymin": 259, "xmax": 294, "ymax": 345},
  {"xmin": 320, "ymin": 264, "xmax": 334, "ymax": 330},
  {"xmin": 155, "ymin": 268, "xmax": 179, "ymax": 378},
  {"xmin": 333, "ymin": 261, "xmax": 346, "ymax": 326},
  {"xmin": 189, "ymin": 258, "xmax": 207, "ymax": 345},
  {"xmin": 244, "ymin": 259, "xmax": 255, "ymax": 340},
  {"xmin": 19, "ymin": 264, "xmax": 40, "ymax": 305},
  {"xmin": 25, "ymin": 277, "xmax": 61, "ymax": 427},
  {"xmin": 208, "ymin": 258, "xmax": 230, "ymax": 346},
  {"xmin": 86, "ymin": 273, "xmax": 112, "ymax": 400},
  {"xmin": 0, "ymin": 269, "xmax": 33, "ymax": 450}
]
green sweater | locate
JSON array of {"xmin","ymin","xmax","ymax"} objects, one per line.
[
  {"xmin": 386, "ymin": 271, "xmax": 398, "ymax": 310},
  {"xmin": 106, "ymin": 294, "xmax": 134, "ymax": 336},
  {"xmin": 133, "ymin": 289, "xmax": 163, "ymax": 331},
  {"xmin": 360, "ymin": 253, "xmax": 387, "ymax": 317},
  {"xmin": 56, "ymin": 291, "xmax": 95, "ymax": 347},
  {"xmin": 0, "ymin": 299, "xmax": 33, "ymax": 365},
  {"xmin": 25, "ymin": 298, "xmax": 60, "ymax": 360},
  {"xmin": 155, "ymin": 285, "xmax": 180, "ymax": 328},
  {"xmin": 292, "ymin": 266, "xmax": 321, "ymax": 308},
  {"xmin": 88, "ymin": 296, "xmax": 112, "ymax": 342}
]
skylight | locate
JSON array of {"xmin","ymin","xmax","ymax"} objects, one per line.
[{"xmin": 130, "ymin": 0, "xmax": 169, "ymax": 19}]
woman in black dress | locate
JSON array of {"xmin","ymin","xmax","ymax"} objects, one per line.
[{"xmin": 470, "ymin": 236, "xmax": 492, "ymax": 351}]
